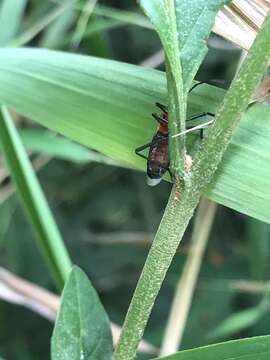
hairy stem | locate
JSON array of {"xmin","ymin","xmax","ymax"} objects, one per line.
[
  {"xmin": 166, "ymin": 58, "xmax": 187, "ymax": 176},
  {"xmin": 113, "ymin": 11, "xmax": 270, "ymax": 360},
  {"xmin": 160, "ymin": 199, "xmax": 217, "ymax": 355},
  {"xmin": 113, "ymin": 178, "xmax": 200, "ymax": 360}
]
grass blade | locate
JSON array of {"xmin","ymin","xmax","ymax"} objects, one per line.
[
  {"xmin": 0, "ymin": 106, "xmax": 72, "ymax": 288},
  {"xmin": 40, "ymin": 5, "xmax": 76, "ymax": 49},
  {"xmin": 154, "ymin": 335, "xmax": 270, "ymax": 360},
  {"xmin": 0, "ymin": 0, "xmax": 27, "ymax": 46},
  {"xmin": 0, "ymin": 49, "xmax": 270, "ymax": 222}
]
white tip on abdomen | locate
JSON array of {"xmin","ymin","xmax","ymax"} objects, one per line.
[{"xmin": 147, "ymin": 176, "xmax": 162, "ymax": 186}]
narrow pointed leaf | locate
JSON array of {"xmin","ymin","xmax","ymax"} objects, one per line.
[
  {"xmin": 208, "ymin": 305, "xmax": 267, "ymax": 340},
  {"xmin": 0, "ymin": 49, "xmax": 270, "ymax": 223},
  {"xmin": 0, "ymin": 106, "xmax": 72, "ymax": 288},
  {"xmin": 154, "ymin": 335, "xmax": 270, "ymax": 360},
  {"xmin": 0, "ymin": 129, "xmax": 90, "ymax": 163},
  {"xmin": 51, "ymin": 266, "xmax": 113, "ymax": 360},
  {"xmin": 18, "ymin": 129, "xmax": 109, "ymax": 164},
  {"xmin": 139, "ymin": 0, "xmax": 228, "ymax": 90},
  {"xmin": 0, "ymin": 0, "xmax": 27, "ymax": 46}
]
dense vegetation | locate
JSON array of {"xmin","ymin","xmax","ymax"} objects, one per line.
[{"xmin": 0, "ymin": 1, "xmax": 270, "ymax": 359}]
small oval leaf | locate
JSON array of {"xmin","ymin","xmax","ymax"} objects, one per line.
[{"xmin": 51, "ymin": 266, "xmax": 113, "ymax": 360}]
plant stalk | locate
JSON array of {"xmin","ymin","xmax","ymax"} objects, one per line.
[
  {"xmin": 113, "ymin": 11, "xmax": 270, "ymax": 360},
  {"xmin": 160, "ymin": 199, "xmax": 217, "ymax": 356},
  {"xmin": 113, "ymin": 178, "xmax": 201, "ymax": 360},
  {"xmin": 166, "ymin": 59, "xmax": 187, "ymax": 176}
]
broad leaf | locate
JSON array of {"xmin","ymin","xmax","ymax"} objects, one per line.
[
  {"xmin": 0, "ymin": 49, "xmax": 270, "ymax": 223},
  {"xmin": 154, "ymin": 335, "xmax": 270, "ymax": 360},
  {"xmin": 51, "ymin": 266, "xmax": 113, "ymax": 360}
]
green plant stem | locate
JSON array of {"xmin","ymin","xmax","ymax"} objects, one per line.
[
  {"xmin": 113, "ymin": 178, "xmax": 198, "ymax": 360},
  {"xmin": 113, "ymin": 12, "xmax": 270, "ymax": 360},
  {"xmin": 166, "ymin": 58, "xmax": 187, "ymax": 176},
  {"xmin": 160, "ymin": 199, "xmax": 217, "ymax": 355},
  {"xmin": 163, "ymin": 1, "xmax": 187, "ymax": 175}
]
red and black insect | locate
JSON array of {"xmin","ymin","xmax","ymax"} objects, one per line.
[{"xmin": 135, "ymin": 83, "xmax": 215, "ymax": 186}]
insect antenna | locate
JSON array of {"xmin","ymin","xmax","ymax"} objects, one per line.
[{"xmin": 171, "ymin": 119, "xmax": 214, "ymax": 138}]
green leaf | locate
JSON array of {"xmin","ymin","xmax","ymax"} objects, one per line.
[
  {"xmin": 139, "ymin": 0, "xmax": 228, "ymax": 90},
  {"xmin": 0, "ymin": 128, "xmax": 121, "ymax": 165},
  {"xmin": 246, "ymin": 218, "xmax": 270, "ymax": 279},
  {"xmin": 0, "ymin": 0, "xmax": 27, "ymax": 46},
  {"xmin": 94, "ymin": 4, "xmax": 152, "ymax": 29},
  {"xmin": 154, "ymin": 335, "xmax": 270, "ymax": 360},
  {"xmin": 0, "ymin": 49, "xmax": 270, "ymax": 223},
  {"xmin": 208, "ymin": 306, "xmax": 266, "ymax": 340},
  {"xmin": 12, "ymin": 1, "xmax": 75, "ymax": 47},
  {"xmin": 40, "ymin": 5, "xmax": 76, "ymax": 49},
  {"xmin": 51, "ymin": 266, "xmax": 113, "ymax": 360},
  {"xmin": 18, "ymin": 129, "xmax": 95, "ymax": 163},
  {"xmin": 0, "ymin": 201, "xmax": 16, "ymax": 247},
  {"xmin": 0, "ymin": 106, "xmax": 72, "ymax": 288}
]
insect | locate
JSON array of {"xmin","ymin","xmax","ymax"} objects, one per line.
[{"xmin": 135, "ymin": 83, "xmax": 215, "ymax": 186}]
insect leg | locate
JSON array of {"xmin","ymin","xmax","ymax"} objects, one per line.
[
  {"xmin": 186, "ymin": 112, "xmax": 215, "ymax": 138},
  {"xmin": 188, "ymin": 81, "xmax": 204, "ymax": 93},
  {"xmin": 152, "ymin": 113, "xmax": 168, "ymax": 125},
  {"xmin": 135, "ymin": 135, "xmax": 168, "ymax": 162},
  {"xmin": 135, "ymin": 142, "xmax": 153, "ymax": 160},
  {"xmin": 186, "ymin": 126, "xmax": 206, "ymax": 139},
  {"xmin": 187, "ymin": 112, "xmax": 215, "ymax": 122},
  {"xmin": 155, "ymin": 102, "xmax": 168, "ymax": 113}
]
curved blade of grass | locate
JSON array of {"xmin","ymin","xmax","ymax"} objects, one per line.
[
  {"xmin": 18, "ymin": 128, "xmax": 119, "ymax": 164},
  {"xmin": 208, "ymin": 299, "xmax": 270, "ymax": 340},
  {"xmin": 63, "ymin": 18, "xmax": 122, "ymax": 46},
  {"xmin": 71, "ymin": 0, "xmax": 97, "ymax": 48},
  {"xmin": 0, "ymin": 129, "xmax": 90, "ymax": 163},
  {"xmin": 0, "ymin": 106, "xmax": 72, "ymax": 288},
  {"xmin": 17, "ymin": 128, "xmax": 121, "ymax": 166},
  {"xmin": 93, "ymin": 4, "xmax": 153, "ymax": 29},
  {"xmin": 0, "ymin": 49, "xmax": 270, "ymax": 223},
  {"xmin": 53, "ymin": 1, "xmax": 153, "ymax": 29},
  {"xmin": 0, "ymin": 0, "xmax": 27, "ymax": 46},
  {"xmin": 11, "ymin": 0, "xmax": 75, "ymax": 47},
  {"xmin": 40, "ymin": 5, "xmax": 76, "ymax": 49},
  {"xmin": 154, "ymin": 335, "xmax": 270, "ymax": 360},
  {"xmin": 51, "ymin": 266, "xmax": 113, "ymax": 360}
]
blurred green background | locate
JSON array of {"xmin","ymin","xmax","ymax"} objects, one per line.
[{"xmin": 1, "ymin": 1, "xmax": 270, "ymax": 359}]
